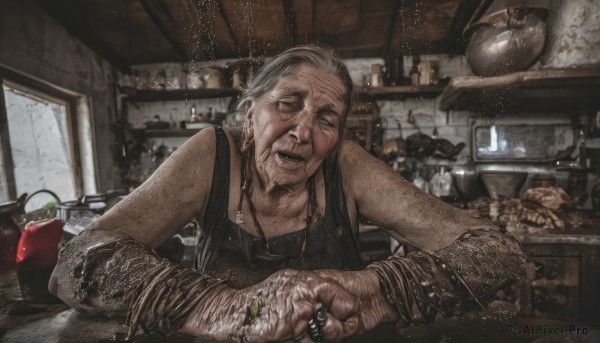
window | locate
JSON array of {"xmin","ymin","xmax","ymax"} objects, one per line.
[{"xmin": 0, "ymin": 65, "xmax": 96, "ymax": 209}]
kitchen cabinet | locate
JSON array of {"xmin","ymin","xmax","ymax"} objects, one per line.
[{"xmin": 438, "ymin": 69, "xmax": 600, "ymax": 113}]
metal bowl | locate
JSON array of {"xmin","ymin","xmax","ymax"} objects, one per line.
[
  {"xmin": 480, "ymin": 171, "xmax": 528, "ymax": 199},
  {"xmin": 451, "ymin": 162, "xmax": 479, "ymax": 201},
  {"xmin": 466, "ymin": 9, "xmax": 546, "ymax": 76}
]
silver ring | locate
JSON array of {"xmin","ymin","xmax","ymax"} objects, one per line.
[{"xmin": 307, "ymin": 303, "xmax": 327, "ymax": 342}]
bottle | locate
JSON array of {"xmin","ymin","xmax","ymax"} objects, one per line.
[
  {"xmin": 370, "ymin": 64, "xmax": 384, "ymax": 87},
  {"xmin": 429, "ymin": 166, "xmax": 453, "ymax": 197},
  {"xmin": 430, "ymin": 63, "xmax": 439, "ymax": 85},
  {"xmin": 189, "ymin": 105, "xmax": 199, "ymax": 122}
]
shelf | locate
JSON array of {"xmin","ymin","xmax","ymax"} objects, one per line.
[
  {"xmin": 439, "ymin": 69, "xmax": 600, "ymax": 113},
  {"xmin": 131, "ymin": 128, "xmax": 202, "ymax": 138},
  {"xmin": 356, "ymin": 84, "xmax": 445, "ymax": 100},
  {"xmin": 123, "ymin": 85, "xmax": 444, "ymax": 103},
  {"xmin": 124, "ymin": 88, "xmax": 241, "ymax": 102}
]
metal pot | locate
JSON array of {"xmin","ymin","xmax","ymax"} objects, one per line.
[
  {"xmin": 56, "ymin": 195, "xmax": 107, "ymax": 222},
  {"xmin": 451, "ymin": 160, "xmax": 479, "ymax": 201},
  {"xmin": 56, "ymin": 190, "xmax": 127, "ymax": 222},
  {"xmin": 466, "ymin": 8, "xmax": 547, "ymax": 76},
  {"xmin": 480, "ymin": 171, "xmax": 528, "ymax": 199}
]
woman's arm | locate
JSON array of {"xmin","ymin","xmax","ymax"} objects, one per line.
[
  {"xmin": 325, "ymin": 141, "xmax": 535, "ymax": 331},
  {"xmin": 48, "ymin": 128, "xmax": 217, "ymax": 328},
  {"xmin": 51, "ymin": 228, "xmax": 361, "ymax": 341},
  {"xmin": 340, "ymin": 139, "xmax": 493, "ymax": 250},
  {"xmin": 84, "ymin": 127, "xmax": 218, "ymax": 247}
]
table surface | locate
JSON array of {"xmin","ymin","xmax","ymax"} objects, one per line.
[
  {"xmin": 2, "ymin": 272, "xmax": 599, "ymax": 343},
  {"xmin": 3, "ymin": 229, "xmax": 600, "ymax": 343}
]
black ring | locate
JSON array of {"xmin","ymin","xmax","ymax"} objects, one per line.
[
  {"xmin": 307, "ymin": 318, "xmax": 324, "ymax": 342},
  {"xmin": 307, "ymin": 303, "xmax": 327, "ymax": 342}
]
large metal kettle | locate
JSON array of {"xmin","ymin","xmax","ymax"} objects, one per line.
[{"xmin": 465, "ymin": 7, "xmax": 547, "ymax": 76}]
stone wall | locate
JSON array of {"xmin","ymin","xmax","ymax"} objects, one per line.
[{"xmin": 0, "ymin": 0, "xmax": 119, "ymax": 194}]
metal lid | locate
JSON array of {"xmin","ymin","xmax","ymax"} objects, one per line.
[{"xmin": 0, "ymin": 201, "xmax": 19, "ymax": 215}]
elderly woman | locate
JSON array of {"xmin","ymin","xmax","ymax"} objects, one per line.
[{"xmin": 50, "ymin": 46, "xmax": 535, "ymax": 342}]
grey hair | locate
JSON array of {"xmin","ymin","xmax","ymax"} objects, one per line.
[{"xmin": 236, "ymin": 45, "xmax": 354, "ymax": 154}]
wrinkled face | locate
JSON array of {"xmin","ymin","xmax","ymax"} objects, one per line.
[{"xmin": 247, "ymin": 65, "xmax": 346, "ymax": 189}]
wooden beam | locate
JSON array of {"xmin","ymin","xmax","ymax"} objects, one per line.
[
  {"xmin": 310, "ymin": 0, "xmax": 317, "ymax": 36},
  {"xmin": 445, "ymin": 0, "xmax": 490, "ymax": 54},
  {"xmin": 282, "ymin": 0, "xmax": 297, "ymax": 46},
  {"xmin": 0, "ymin": 77, "xmax": 17, "ymax": 200},
  {"xmin": 189, "ymin": 0, "xmax": 219, "ymax": 61},
  {"xmin": 216, "ymin": 0, "xmax": 239, "ymax": 48},
  {"xmin": 382, "ymin": 0, "xmax": 402, "ymax": 57},
  {"xmin": 139, "ymin": 0, "xmax": 188, "ymax": 59},
  {"xmin": 337, "ymin": 43, "xmax": 384, "ymax": 52},
  {"xmin": 291, "ymin": 0, "xmax": 313, "ymax": 44}
]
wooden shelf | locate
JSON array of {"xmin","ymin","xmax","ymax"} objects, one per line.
[
  {"xmin": 356, "ymin": 84, "xmax": 445, "ymax": 100},
  {"xmin": 124, "ymin": 88, "xmax": 241, "ymax": 102},
  {"xmin": 131, "ymin": 128, "xmax": 202, "ymax": 138},
  {"xmin": 123, "ymin": 85, "xmax": 445, "ymax": 103},
  {"xmin": 439, "ymin": 69, "xmax": 600, "ymax": 113}
]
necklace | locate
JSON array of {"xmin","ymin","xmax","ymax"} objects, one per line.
[{"xmin": 235, "ymin": 149, "xmax": 317, "ymax": 255}]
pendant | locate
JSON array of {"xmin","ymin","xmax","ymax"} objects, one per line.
[{"xmin": 235, "ymin": 210, "xmax": 245, "ymax": 224}]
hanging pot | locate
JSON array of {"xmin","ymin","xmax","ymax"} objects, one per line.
[{"xmin": 465, "ymin": 8, "xmax": 547, "ymax": 76}]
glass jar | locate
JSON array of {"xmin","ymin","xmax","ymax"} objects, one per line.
[
  {"xmin": 186, "ymin": 70, "xmax": 203, "ymax": 90},
  {"xmin": 149, "ymin": 69, "xmax": 166, "ymax": 90},
  {"xmin": 429, "ymin": 166, "xmax": 453, "ymax": 197},
  {"xmin": 370, "ymin": 63, "xmax": 384, "ymax": 87},
  {"xmin": 165, "ymin": 69, "xmax": 185, "ymax": 90},
  {"xmin": 203, "ymin": 68, "xmax": 223, "ymax": 89}
]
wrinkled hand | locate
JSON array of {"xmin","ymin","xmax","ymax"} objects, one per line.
[
  {"xmin": 316, "ymin": 269, "xmax": 397, "ymax": 333},
  {"xmin": 182, "ymin": 269, "xmax": 361, "ymax": 342}
]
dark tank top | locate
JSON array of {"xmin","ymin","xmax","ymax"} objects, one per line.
[{"xmin": 195, "ymin": 127, "xmax": 362, "ymax": 288}]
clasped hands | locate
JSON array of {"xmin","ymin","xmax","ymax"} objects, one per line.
[{"xmin": 182, "ymin": 268, "xmax": 397, "ymax": 342}]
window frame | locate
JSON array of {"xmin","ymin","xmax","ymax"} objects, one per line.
[{"xmin": 0, "ymin": 64, "xmax": 94, "ymax": 202}]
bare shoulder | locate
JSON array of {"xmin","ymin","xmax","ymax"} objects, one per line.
[
  {"xmin": 339, "ymin": 139, "xmax": 391, "ymax": 181},
  {"xmin": 93, "ymin": 128, "xmax": 220, "ymax": 245}
]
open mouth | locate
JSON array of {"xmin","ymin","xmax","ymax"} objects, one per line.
[{"xmin": 277, "ymin": 151, "xmax": 304, "ymax": 163}]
